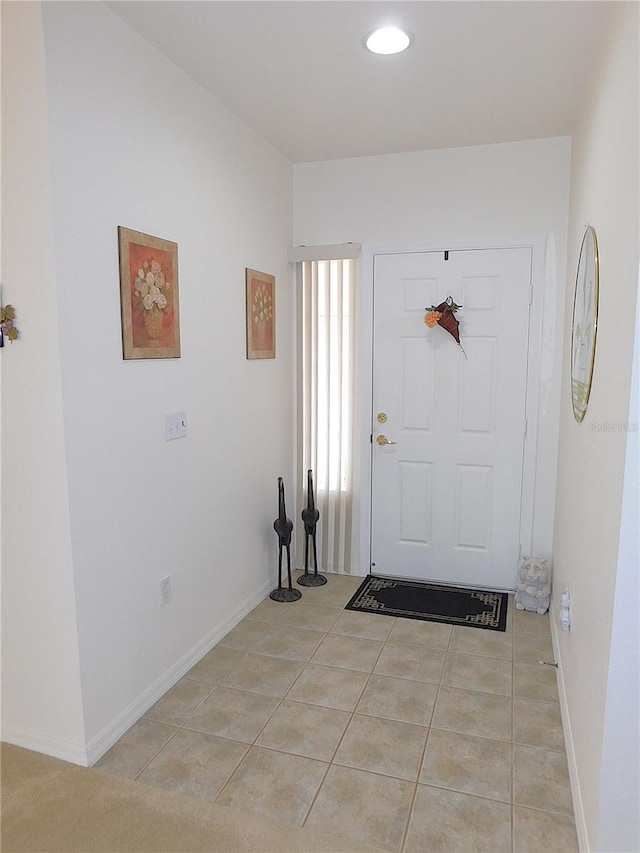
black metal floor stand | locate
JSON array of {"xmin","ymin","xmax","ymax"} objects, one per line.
[
  {"xmin": 270, "ymin": 477, "xmax": 301, "ymax": 602},
  {"xmin": 297, "ymin": 469, "xmax": 327, "ymax": 587}
]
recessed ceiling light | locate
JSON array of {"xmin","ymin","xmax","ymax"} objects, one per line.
[{"xmin": 365, "ymin": 26, "xmax": 412, "ymax": 55}]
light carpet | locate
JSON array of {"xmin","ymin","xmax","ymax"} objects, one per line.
[{"xmin": 1, "ymin": 743, "xmax": 379, "ymax": 852}]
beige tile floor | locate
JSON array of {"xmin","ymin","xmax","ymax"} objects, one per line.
[{"xmin": 96, "ymin": 572, "xmax": 578, "ymax": 852}]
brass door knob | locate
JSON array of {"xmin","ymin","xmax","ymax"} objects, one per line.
[{"xmin": 376, "ymin": 434, "xmax": 397, "ymax": 446}]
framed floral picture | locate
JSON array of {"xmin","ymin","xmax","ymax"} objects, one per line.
[
  {"xmin": 118, "ymin": 226, "xmax": 181, "ymax": 359},
  {"xmin": 246, "ymin": 268, "xmax": 275, "ymax": 359}
]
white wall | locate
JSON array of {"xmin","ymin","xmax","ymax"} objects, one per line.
[
  {"xmin": 596, "ymin": 267, "xmax": 639, "ymax": 853},
  {"xmin": 1, "ymin": 1, "xmax": 86, "ymax": 762},
  {"xmin": 552, "ymin": 3, "xmax": 639, "ymax": 849},
  {"xmin": 2, "ymin": 1, "xmax": 293, "ymax": 762},
  {"xmin": 294, "ymin": 137, "xmax": 572, "ymax": 570}
]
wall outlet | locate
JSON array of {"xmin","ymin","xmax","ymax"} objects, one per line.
[
  {"xmin": 165, "ymin": 412, "xmax": 187, "ymax": 441},
  {"xmin": 560, "ymin": 584, "xmax": 571, "ymax": 631},
  {"xmin": 160, "ymin": 576, "xmax": 172, "ymax": 605}
]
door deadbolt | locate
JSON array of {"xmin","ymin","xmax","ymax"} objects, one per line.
[{"xmin": 376, "ymin": 412, "xmax": 388, "ymax": 423}]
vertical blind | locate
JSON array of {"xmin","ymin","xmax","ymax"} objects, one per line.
[{"xmin": 296, "ymin": 258, "xmax": 357, "ymax": 574}]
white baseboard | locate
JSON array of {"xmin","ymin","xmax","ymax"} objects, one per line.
[
  {"xmin": 86, "ymin": 576, "xmax": 273, "ymax": 767},
  {"xmin": 3, "ymin": 579, "xmax": 274, "ymax": 768},
  {"xmin": 85, "ymin": 576, "xmax": 274, "ymax": 766},
  {"xmin": 5, "ymin": 573, "xmax": 360, "ymax": 768},
  {"xmin": 1, "ymin": 724, "xmax": 89, "ymax": 766},
  {"xmin": 550, "ymin": 599, "xmax": 589, "ymax": 852}
]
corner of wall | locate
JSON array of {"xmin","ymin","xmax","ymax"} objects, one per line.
[
  {"xmin": 1, "ymin": 0, "xmax": 86, "ymax": 759},
  {"xmin": 550, "ymin": 600, "xmax": 589, "ymax": 850}
]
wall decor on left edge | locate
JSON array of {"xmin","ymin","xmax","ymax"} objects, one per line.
[
  {"xmin": 246, "ymin": 268, "xmax": 275, "ymax": 359},
  {"xmin": 118, "ymin": 227, "xmax": 181, "ymax": 359}
]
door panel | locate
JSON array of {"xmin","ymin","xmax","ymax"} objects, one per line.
[
  {"xmin": 455, "ymin": 464, "xmax": 492, "ymax": 549},
  {"xmin": 399, "ymin": 461, "xmax": 433, "ymax": 543},
  {"xmin": 371, "ymin": 248, "xmax": 531, "ymax": 589}
]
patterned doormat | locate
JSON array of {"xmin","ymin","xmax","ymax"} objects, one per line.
[{"xmin": 345, "ymin": 575, "xmax": 508, "ymax": 632}]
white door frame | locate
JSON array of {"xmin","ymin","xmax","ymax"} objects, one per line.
[{"xmin": 355, "ymin": 236, "xmax": 546, "ymax": 590}]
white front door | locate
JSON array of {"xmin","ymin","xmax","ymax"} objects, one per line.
[{"xmin": 370, "ymin": 248, "xmax": 532, "ymax": 589}]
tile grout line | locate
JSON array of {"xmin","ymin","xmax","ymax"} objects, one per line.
[
  {"xmin": 212, "ymin": 581, "xmax": 364, "ymax": 814},
  {"xmin": 136, "ymin": 663, "xmax": 257, "ymax": 786},
  {"xmin": 131, "ymin": 677, "xmax": 223, "ymax": 782},
  {"xmin": 133, "ymin": 593, "xmax": 344, "ymax": 801},
  {"xmin": 103, "ymin": 584, "xmax": 577, "ymax": 849},
  {"xmin": 220, "ymin": 592, "xmax": 512, "ymax": 841},
  {"xmin": 131, "ymin": 725, "xmax": 184, "ymax": 783},
  {"xmin": 399, "ymin": 618, "xmax": 454, "ymax": 853},
  {"xmin": 212, "ymin": 596, "xmax": 347, "ymax": 807},
  {"xmin": 299, "ymin": 614, "xmax": 396, "ymax": 832}
]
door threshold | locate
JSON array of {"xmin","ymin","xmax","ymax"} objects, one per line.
[{"xmin": 370, "ymin": 571, "xmax": 515, "ymax": 595}]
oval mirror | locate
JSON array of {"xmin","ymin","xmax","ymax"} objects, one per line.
[{"xmin": 571, "ymin": 226, "xmax": 599, "ymax": 423}]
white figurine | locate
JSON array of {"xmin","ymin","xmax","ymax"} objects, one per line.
[{"xmin": 515, "ymin": 556, "xmax": 551, "ymax": 614}]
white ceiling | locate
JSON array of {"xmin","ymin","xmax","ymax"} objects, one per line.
[{"xmin": 107, "ymin": 0, "xmax": 612, "ymax": 163}]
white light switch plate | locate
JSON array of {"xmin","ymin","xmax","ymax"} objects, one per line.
[{"xmin": 165, "ymin": 412, "xmax": 187, "ymax": 440}]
